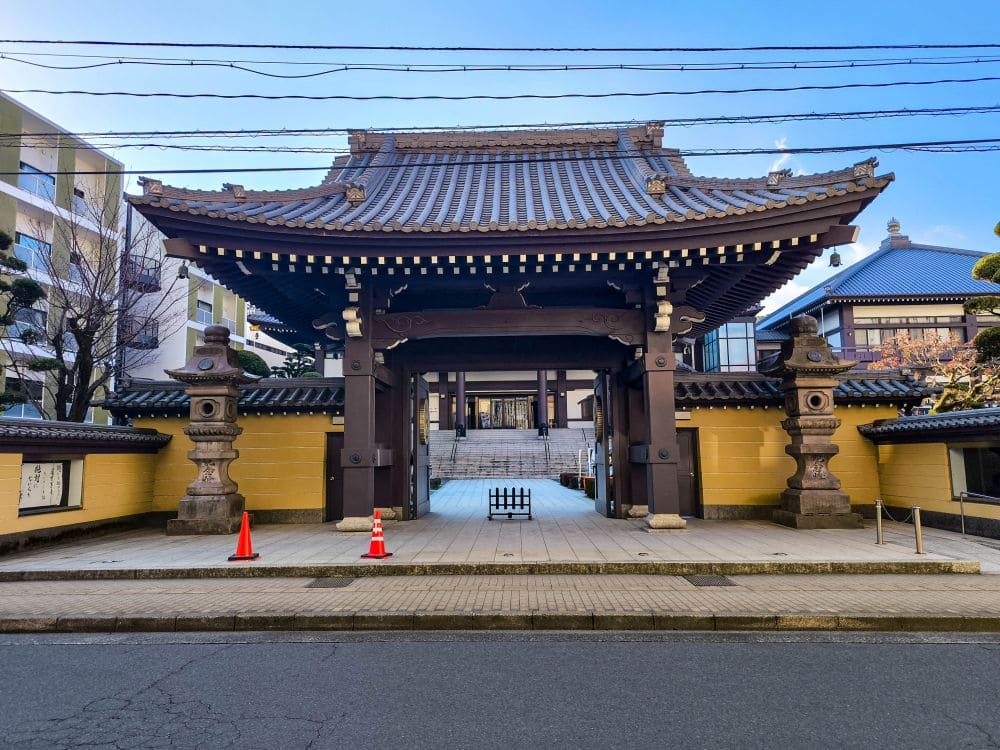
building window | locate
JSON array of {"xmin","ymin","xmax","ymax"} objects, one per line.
[
  {"xmin": 3, "ymin": 378, "xmax": 43, "ymax": 419},
  {"xmin": 17, "ymin": 162, "xmax": 55, "ymax": 202},
  {"xmin": 702, "ymin": 321, "xmax": 756, "ymax": 372},
  {"xmin": 951, "ymin": 447, "xmax": 1000, "ymax": 501},
  {"xmin": 13, "ymin": 232, "xmax": 52, "ymax": 272},
  {"xmin": 9, "ymin": 305, "xmax": 47, "ymax": 343},
  {"xmin": 195, "ymin": 300, "xmax": 213, "ymax": 325},
  {"xmin": 71, "ymin": 187, "xmax": 88, "ymax": 216}
]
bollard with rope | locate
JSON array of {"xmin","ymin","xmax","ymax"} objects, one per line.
[
  {"xmin": 874, "ymin": 498, "xmax": 885, "ymax": 545},
  {"xmin": 912, "ymin": 505, "xmax": 925, "ymax": 554}
]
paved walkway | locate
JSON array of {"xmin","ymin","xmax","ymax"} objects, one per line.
[
  {"xmin": 3, "ymin": 574, "xmax": 1000, "ymax": 632},
  {"xmin": 1, "ymin": 480, "xmax": 997, "ymax": 576}
]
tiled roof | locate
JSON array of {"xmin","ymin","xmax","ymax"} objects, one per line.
[
  {"xmin": 103, "ymin": 378, "xmax": 345, "ymax": 418},
  {"xmin": 0, "ymin": 418, "xmax": 171, "ymax": 453},
  {"xmin": 129, "ymin": 124, "xmax": 890, "ymax": 235},
  {"xmin": 675, "ymin": 371, "xmax": 933, "ymax": 407},
  {"xmin": 755, "ymin": 329, "xmax": 789, "ymax": 343},
  {"xmin": 759, "ymin": 234, "xmax": 993, "ymax": 330},
  {"xmin": 246, "ymin": 309, "xmax": 297, "ymax": 334},
  {"xmin": 859, "ymin": 407, "xmax": 1000, "ymax": 442}
]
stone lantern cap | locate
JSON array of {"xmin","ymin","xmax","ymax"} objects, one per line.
[
  {"xmin": 771, "ymin": 314, "xmax": 857, "ymax": 376},
  {"xmin": 165, "ymin": 324, "xmax": 259, "ymax": 386}
]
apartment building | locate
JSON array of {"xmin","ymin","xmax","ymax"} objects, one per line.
[
  {"xmin": 0, "ymin": 94, "xmax": 292, "ymax": 420},
  {"xmin": 0, "ymin": 93, "xmax": 124, "ymax": 422}
]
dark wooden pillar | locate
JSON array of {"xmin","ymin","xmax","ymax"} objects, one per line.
[
  {"xmin": 555, "ymin": 369, "xmax": 568, "ymax": 428},
  {"xmin": 455, "ymin": 371, "xmax": 466, "ymax": 433},
  {"xmin": 640, "ymin": 332, "xmax": 685, "ymax": 528},
  {"xmin": 338, "ymin": 291, "xmax": 377, "ymax": 531},
  {"xmin": 536, "ymin": 370, "xmax": 548, "ymax": 429},
  {"xmin": 437, "ymin": 372, "xmax": 450, "ymax": 430}
]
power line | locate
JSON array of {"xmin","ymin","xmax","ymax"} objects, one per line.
[
  {"xmin": 2, "ymin": 137, "xmax": 998, "ymax": 179},
  {"xmin": 5, "ymin": 51, "xmax": 1000, "ymax": 78},
  {"xmin": 3, "ymin": 39, "xmax": 1000, "ymax": 53},
  {"xmin": 3, "ymin": 105, "xmax": 997, "ymax": 141},
  {"xmin": 5, "ymin": 75, "xmax": 1000, "ymax": 101}
]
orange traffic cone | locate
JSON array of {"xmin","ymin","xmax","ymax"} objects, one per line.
[
  {"xmin": 361, "ymin": 509, "xmax": 392, "ymax": 559},
  {"xmin": 228, "ymin": 512, "xmax": 259, "ymax": 561}
]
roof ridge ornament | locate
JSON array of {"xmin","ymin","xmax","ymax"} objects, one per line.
[
  {"xmin": 766, "ymin": 169, "xmax": 792, "ymax": 188},
  {"xmin": 853, "ymin": 158, "xmax": 878, "ymax": 179},
  {"xmin": 222, "ymin": 183, "xmax": 246, "ymax": 201},
  {"xmin": 138, "ymin": 177, "xmax": 163, "ymax": 196}
]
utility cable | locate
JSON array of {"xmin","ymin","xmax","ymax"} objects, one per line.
[
  {"xmin": 3, "ymin": 39, "xmax": 1000, "ymax": 53},
  {"xmin": 2, "ymin": 106, "xmax": 998, "ymax": 141},
  {"xmin": 5, "ymin": 75, "xmax": 1000, "ymax": 101},
  {"xmin": 5, "ymin": 51, "xmax": 1000, "ymax": 78},
  {"xmin": 2, "ymin": 137, "xmax": 999, "ymax": 178}
]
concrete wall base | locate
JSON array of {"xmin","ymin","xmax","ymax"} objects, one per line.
[
  {"xmin": 703, "ymin": 505, "xmax": 778, "ymax": 520},
  {"xmin": 251, "ymin": 509, "xmax": 325, "ymax": 524},
  {"xmin": 892, "ymin": 507, "xmax": 1000, "ymax": 541},
  {"xmin": 772, "ymin": 509, "xmax": 864, "ymax": 529},
  {"xmin": 0, "ymin": 512, "xmax": 172, "ymax": 556}
]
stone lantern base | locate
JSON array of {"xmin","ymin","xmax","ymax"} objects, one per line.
[
  {"xmin": 772, "ymin": 489, "xmax": 863, "ymax": 529},
  {"xmin": 166, "ymin": 494, "xmax": 246, "ymax": 536}
]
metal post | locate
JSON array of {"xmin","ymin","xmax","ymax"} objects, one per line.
[
  {"xmin": 874, "ymin": 498, "xmax": 884, "ymax": 545},
  {"xmin": 912, "ymin": 506, "xmax": 925, "ymax": 554},
  {"xmin": 578, "ymin": 449, "xmax": 583, "ymax": 485},
  {"xmin": 958, "ymin": 492, "xmax": 967, "ymax": 537}
]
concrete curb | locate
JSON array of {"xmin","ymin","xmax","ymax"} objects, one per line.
[
  {"xmin": 3, "ymin": 612, "xmax": 1000, "ymax": 633},
  {"xmin": 0, "ymin": 559, "xmax": 979, "ymax": 582}
]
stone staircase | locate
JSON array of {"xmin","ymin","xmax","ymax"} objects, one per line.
[{"xmin": 429, "ymin": 428, "xmax": 595, "ymax": 480}]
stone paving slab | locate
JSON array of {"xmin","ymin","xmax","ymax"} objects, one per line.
[
  {"xmin": 1, "ymin": 480, "xmax": 996, "ymax": 578},
  {"xmin": 2, "ymin": 574, "xmax": 1000, "ymax": 633}
]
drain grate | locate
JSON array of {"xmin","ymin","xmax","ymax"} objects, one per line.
[
  {"xmin": 306, "ymin": 578, "xmax": 355, "ymax": 589},
  {"xmin": 684, "ymin": 575, "xmax": 736, "ymax": 587}
]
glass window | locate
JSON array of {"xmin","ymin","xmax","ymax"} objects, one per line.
[
  {"xmin": 17, "ymin": 162, "xmax": 55, "ymax": 201},
  {"xmin": 3, "ymin": 378, "xmax": 43, "ymax": 419},
  {"xmin": 962, "ymin": 448, "xmax": 1000, "ymax": 500},
  {"xmin": 195, "ymin": 299, "xmax": 213, "ymax": 325},
  {"xmin": 727, "ymin": 337, "xmax": 751, "ymax": 367},
  {"xmin": 13, "ymin": 232, "xmax": 52, "ymax": 272},
  {"xmin": 71, "ymin": 187, "xmax": 88, "ymax": 216},
  {"xmin": 9, "ymin": 306, "xmax": 47, "ymax": 341}
]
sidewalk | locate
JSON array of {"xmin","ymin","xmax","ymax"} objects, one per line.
[
  {"xmin": 3, "ymin": 573, "xmax": 1000, "ymax": 633},
  {"xmin": 1, "ymin": 479, "xmax": 996, "ymax": 578}
]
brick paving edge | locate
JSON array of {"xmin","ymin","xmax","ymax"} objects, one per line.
[
  {"xmin": 0, "ymin": 559, "xmax": 980, "ymax": 582},
  {"xmin": 2, "ymin": 612, "xmax": 1000, "ymax": 633}
]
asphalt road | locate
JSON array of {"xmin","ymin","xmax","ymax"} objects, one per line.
[{"xmin": 1, "ymin": 632, "xmax": 999, "ymax": 749}]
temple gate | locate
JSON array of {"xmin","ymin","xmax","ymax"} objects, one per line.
[{"xmin": 130, "ymin": 124, "xmax": 891, "ymax": 531}]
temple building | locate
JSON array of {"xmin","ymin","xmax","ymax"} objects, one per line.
[
  {"xmin": 758, "ymin": 219, "xmax": 998, "ymax": 366},
  {"xmin": 124, "ymin": 123, "xmax": 897, "ymax": 531}
]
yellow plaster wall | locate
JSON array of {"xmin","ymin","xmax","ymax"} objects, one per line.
[
  {"xmin": 877, "ymin": 443, "xmax": 1000, "ymax": 522},
  {"xmin": 687, "ymin": 404, "xmax": 897, "ymax": 508},
  {"xmin": 135, "ymin": 414, "xmax": 341, "ymax": 513},
  {"xmin": 1, "ymin": 453, "xmax": 156, "ymax": 534}
]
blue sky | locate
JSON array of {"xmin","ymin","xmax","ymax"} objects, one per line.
[{"xmin": 5, "ymin": 0, "xmax": 999, "ymax": 311}]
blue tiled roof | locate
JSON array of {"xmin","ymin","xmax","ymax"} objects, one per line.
[{"xmin": 759, "ymin": 240, "xmax": 994, "ymax": 330}]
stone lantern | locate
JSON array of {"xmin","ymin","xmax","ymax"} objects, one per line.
[
  {"xmin": 769, "ymin": 315, "xmax": 862, "ymax": 529},
  {"xmin": 165, "ymin": 324, "xmax": 258, "ymax": 535}
]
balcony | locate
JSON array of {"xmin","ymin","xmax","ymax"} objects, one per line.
[
  {"xmin": 122, "ymin": 256, "xmax": 162, "ymax": 293},
  {"xmin": 17, "ymin": 163, "xmax": 55, "ymax": 202},
  {"xmin": 122, "ymin": 316, "xmax": 159, "ymax": 350}
]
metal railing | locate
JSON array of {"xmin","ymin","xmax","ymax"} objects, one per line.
[
  {"xmin": 122, "ymin": 256, "xmax": 162, "ymax": 293},
  {"xmin": 121, "ymin": 316, "xmax": 160, "ymax": 350}
]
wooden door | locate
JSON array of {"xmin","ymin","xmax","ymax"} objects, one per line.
[
  {"xmin": 325, "ymin": 432, "xmax": 345, "ymax": 521},
  {"xmin": 676, "ymin": 429, "xmax": 702, "ymax": 518}
]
